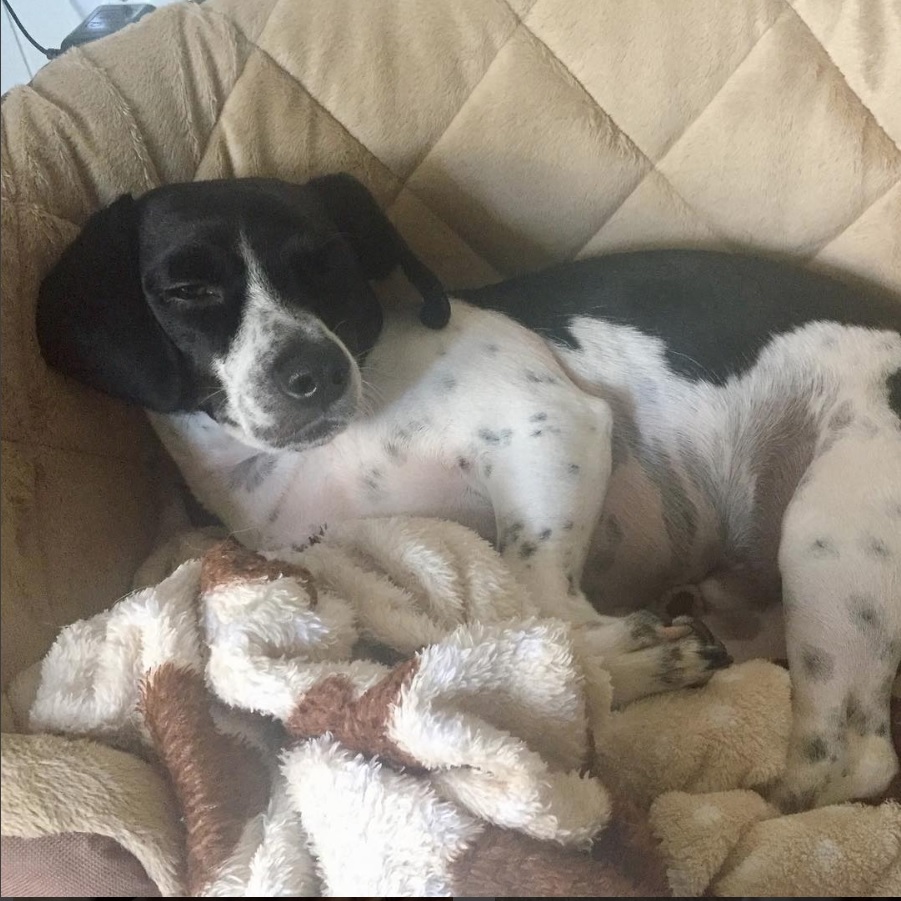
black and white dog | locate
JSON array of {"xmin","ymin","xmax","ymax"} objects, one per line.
[{"xmin": 37, "ymin": 173, "xmax": 900, "ymax": 810}]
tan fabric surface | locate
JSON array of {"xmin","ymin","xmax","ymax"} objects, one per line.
[
  {"xmin": 0, "ymin": 833, "xmax": 161, "ymax": 898},
  {"xmin": 0, "ymin": 733, "xmax": 184, "ymax": 895}
]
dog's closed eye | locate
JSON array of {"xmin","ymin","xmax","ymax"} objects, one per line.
[{"xmin": 163, "ymin": 283, "xmax": 224, "ymax": 304}]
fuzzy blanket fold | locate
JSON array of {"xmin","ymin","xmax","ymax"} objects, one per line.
[{"xmin": 10, "ymin": 519, "xmax": 901, "ymax": 896}]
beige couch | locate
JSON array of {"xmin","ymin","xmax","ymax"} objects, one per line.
[{"xmin": 1, "ymin": 0, "xmax": 899, "ymax": 893}]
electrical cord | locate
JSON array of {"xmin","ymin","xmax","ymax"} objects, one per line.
[{"xmin": 2, "ymin": 0, "xmax": 61, "ymax": 59}]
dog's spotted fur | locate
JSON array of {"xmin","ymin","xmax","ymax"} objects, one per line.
[{"xmin": 37, "ymin": 175, "xmax": 901, "ymax": 810}]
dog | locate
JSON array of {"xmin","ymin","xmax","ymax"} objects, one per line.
[{"xmin": 37, "ymin": 173, "xmax": 900, "ymax": 810}]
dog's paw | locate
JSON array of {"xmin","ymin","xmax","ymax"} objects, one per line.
[{"xmin": 593, "ymin": 614, "xmax": 732, "ymax": 707}]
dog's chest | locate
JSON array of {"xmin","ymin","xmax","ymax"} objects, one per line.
[{"xmin": 267, "ymin": 440, "xmax": 494, "ymax": 546}]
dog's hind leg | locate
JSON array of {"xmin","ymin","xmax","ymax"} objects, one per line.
[{"xmin": 775, "ymin": 435, "xmax": 901, "ymax": 809}]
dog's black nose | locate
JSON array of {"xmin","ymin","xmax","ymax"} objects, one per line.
[{"xmin": 275, "ymin": 341, "xmax": 351, "ymax": 407}]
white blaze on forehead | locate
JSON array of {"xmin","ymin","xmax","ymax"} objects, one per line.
[{"xmin": 213, "ymin": 236, "xmax": 362, "ymax": 441}]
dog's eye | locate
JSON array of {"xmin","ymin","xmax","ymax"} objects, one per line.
[{"xmin": 165, "ymin": 284, "xmax": 223, "ymax": 304}]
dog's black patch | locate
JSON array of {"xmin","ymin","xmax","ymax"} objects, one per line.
[
  {"xmin": 800, "ymin": 645, "xmax": 835, "ymax": 681},
  {"xmin": 844, "ymin": 694, "xmax": 871, "ymax": 735},
  {"xmin": 810, "ymin": 537, "xmax": 840, "ymax": 558},
  {"xmin": 887, "ymin": 368, "xmax": 901, "ymax": 419},
  {"xmin": 863, "ymin": 535, "xmax": 891, "ymax": 559},
  {"xmin": 849, "ymin": 595, "xmax": 883, "ymax": 631},
  {"xmin": 628, "ymin": 611, "xmax": 659, "ymax": 643},
  {"xmin": 804, "ymin": 736, "xmax": 829, "ymax": 762},
  {"xmin": 530, "ymin": 412, "xmax": 548, "ymax": 422},
  {"xmin": 460, "ymin": 251, "xmax": 901, "ymax": 384},
  {"xmin": 478, "ymin": 427, "xmax": 513, "ymax": 446},
  {"xmin": 519, "ymin": 541, "xmax": 537, "ymax": 559},
  {"xmin": 539, "ymin": 528, "xmax": 552, "ymax": 541},
  {"xmin": 828, "ymin": 401, "xmax": 854, "ymax": 432}
]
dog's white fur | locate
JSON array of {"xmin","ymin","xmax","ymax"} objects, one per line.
[{"xmin": 150, "ymin": 252, "xmax": 901, "ymax": 809}]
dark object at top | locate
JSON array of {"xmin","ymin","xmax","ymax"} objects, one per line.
[{"xmin": 60, "ymin": 4, "xmax": 156, "ymax": 53}]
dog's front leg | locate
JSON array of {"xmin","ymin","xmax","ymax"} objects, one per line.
[
  {"xmin": 475, "ymin": 393, "xmax": 731, "ymax": 705},
  {"xmin": 479, "ymin": 394, "xmax": 612, "ymax": 625}
]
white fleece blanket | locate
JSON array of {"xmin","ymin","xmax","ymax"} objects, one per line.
[
  {"xmin": 16, "ymin": 517, "xmax": 900, "ymax": 897},
  {"xmin": 27, "ymin": 520, "xmax": 614, "ymax": 896}
]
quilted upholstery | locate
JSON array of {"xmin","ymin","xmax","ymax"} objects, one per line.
[{"xmin": 1, "ymin": 0, "xmax": 899, "ymax": 713}]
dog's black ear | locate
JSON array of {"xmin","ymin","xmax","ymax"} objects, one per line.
[
  {"xmin": 36, "ymin": 193, "xmax": 190, "ymax": 412},
  {"xmin": 308, "ymin": 173, "xmax": 451, "ymax": 329}
]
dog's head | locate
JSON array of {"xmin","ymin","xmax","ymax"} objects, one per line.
[{"xmin": 37, "ymin": 173, "xmax": 449, "ymax": 450}]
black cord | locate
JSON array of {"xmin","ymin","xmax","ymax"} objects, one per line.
[{"xmin": 2, "ymin": 0, "xmax": 61, "ymax": 59}]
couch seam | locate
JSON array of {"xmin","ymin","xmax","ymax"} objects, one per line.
[
  {"xmin": 191, "ymin": 11, "xmax": 260, "ymax": 180},
  {"xmin": 806, "ymin": 178, "xmax": 900, "ymax": 262},
  {"xmin": 508, "ymin": 15, "xmax": 743, "ymax": 255},
  {"xmin": 396, "ymin": 0, "xmax": 524, "ymax": 190},
  {"xmin": 204, "ymin": 12, "xmax": 505, "ymax": 278},
  {"xmin": 783, "ymin": 0, "xmax": 900, "ymax": 154},
  {"xmin": 64, "ymin": 47, "xmax": 161, "ymax": 191},
  {"xmin": 565, "ymin": 8, "xmax": 790, "ymax": 256}
]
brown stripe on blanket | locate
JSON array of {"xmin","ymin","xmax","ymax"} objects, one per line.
[
  {"xmin": 285, "ymin": 657, "xmax": 425, "ymax": 772},
  {"xmin": 200, "ymin": 537, "xmax": 317, "ymax": 604},
  {"xmin": 140, "ymin": 663, "xmax": 271, "ymax": 895}
]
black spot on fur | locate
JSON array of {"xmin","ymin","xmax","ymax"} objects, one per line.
[
  {"xmin": 524, "ymin": 369, "xmax": 559, "ymax": 386},
  {"xmin": 384, "ymin": 440, "xmax": 405, "ymax": 462},
  {"xmin": 441, "ymin": 375, "xmax": 458, "ymax": 392},
  {"xmin": 363, "ymin": 468, "xmax": 383, "ymax": 493},
  {"xmin": 531, "ymin": 429, "xmax": 544, "ymax": 437},
  {"xmin": 568, "ymin": 463, "xmax": 581, "ymax": 475},
  {"xmin": 886, "ymin": 368, "xmax": 901, "ymax": 419},
  {"xmin": 501, "ymin": 521, "xmax": 524, "ymax": 545},
  {"xmin": 566, "ymin": 573, "xmax": 579, "ymax": 596},
  {"xmin": 844, "ymin": 694, "xmax": 870, "ymax": 735},
  {"xmin": 800, "ymin": 645, "xmax": 835, "ymax": 681},
  {"xmin": 530, "ymin": 412, "xmax": 548, "ymax": 423},
  {"xmin": 876, "ymin": 723, "xmax": 889, "ymax": 737},
  {"xmin": 863, "ymin": 535, "xmax": 892, "ymax": 559},
  {"xmin": 229, "ymin": 454, "xmax": 277, "ymax": 493},
  {"xmin": 478, "ymin": 427, "xmax": 513, "ymax": 446},
  {"xmin": 628, "ymin": 611, "xmax": 659, "ymax": 643},
  {"xmin": 804, "ymin": 736, "xmax": 829, "ymax": 762},
  {"xmin": 828, "ymin": 402, "xmax": 854, "ymax": 432},
  {"xmin": 457, "ymin": 456, "xmax": 472, "ymax": 471},
  {"xmin": 810, "ymin": 537, "xmax": 840, "ymax": 558},
  {"xmin": 563, "ymin": 520, "xmax": 574, "ymax": 531},
  {"xmin": 484, "ymin": 463, "xmax": 493, "ymax": 478},
  {"xmin": 519, "ymin": 541, "xmax": 537, "ymax": 559},
  {"xmin": 849, "ymin": 595, "xmax": 883, "ymax": 631},
  {"xmin": 539, "ymin": 528, "xmax": 552, "ymax": 541},
  {"xmin": 485, "ymin": 343, "xmax": 500, "ymax": 355}
]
